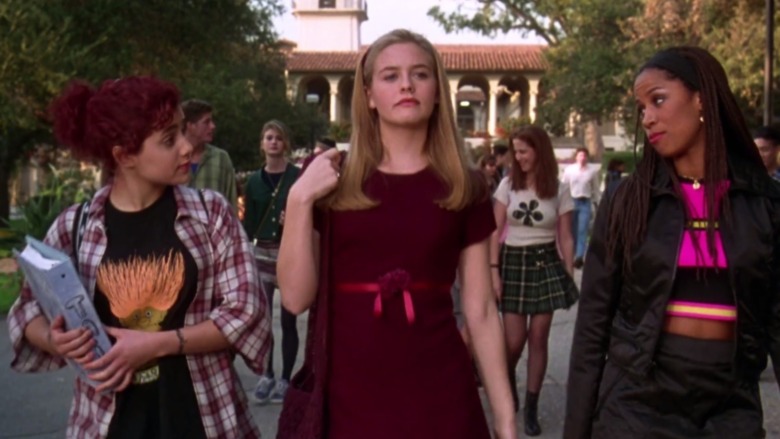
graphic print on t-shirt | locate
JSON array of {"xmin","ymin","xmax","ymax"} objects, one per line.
[
  {"xmin": 96, "ymin": 250, "xmax": 185, "ymax": 331},
  {"xmin": 512, "ymin": 199, "xmax": 544, "ymax": 226}
]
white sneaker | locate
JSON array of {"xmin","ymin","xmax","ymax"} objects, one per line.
[
  {"xmin": 252, "ymin": 376, "xmax": 275, "ymax": 404},
  {"xmin": 269, "ymin": 378, "xmax": 289, "ymax": 404}
]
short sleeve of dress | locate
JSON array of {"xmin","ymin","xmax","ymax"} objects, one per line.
[
  {"xmin": 462, "ymin": 195, "xmax": 497, "ymax": 249},
  {"xmin": 493, "ymin": 177, "xmax": 511, "ymax": 206},
  {"xmin": 558, "ymin": 182, "xmax": 575, "ymax": 215}
]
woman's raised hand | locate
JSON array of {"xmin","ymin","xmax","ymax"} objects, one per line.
[{"xmin": 290, "ymin": 148, "xmax": 342, "ymax": 204}]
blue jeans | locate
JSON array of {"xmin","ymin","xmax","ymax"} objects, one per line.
[{"xmin": 571, "ymin": 198, "xmax": 592, "ymax": 260}]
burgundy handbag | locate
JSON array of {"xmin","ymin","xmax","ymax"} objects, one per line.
[{"xmin": 276, "ymin": 211, "xmax": 330, "ymax": 439}]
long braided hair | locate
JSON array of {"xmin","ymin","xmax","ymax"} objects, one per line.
[{"xmin": 607, "ymin": 46, "xmax": 763, "ymax": 272}]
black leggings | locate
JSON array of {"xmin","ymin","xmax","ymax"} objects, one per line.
[{"xmin": 262, "ymin": 278, "xmax": 299, "ymax": 381}]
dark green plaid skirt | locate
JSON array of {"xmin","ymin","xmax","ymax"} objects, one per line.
[{"xmin": 499, "ymin": 241, "xmax": 579, "ymax": 314}]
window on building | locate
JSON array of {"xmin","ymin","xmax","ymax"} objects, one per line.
[{"xmin": 320, "ymin": 0, "xmax": 336, "ymax": 8}]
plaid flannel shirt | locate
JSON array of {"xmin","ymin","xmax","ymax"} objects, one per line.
[
  {"xmin": 190, "ymin": 144, "xmax": 238, "ymax": 212},
  {"xmin": 7, "ymin": 184, "xmax": 271, "ymax": 439}
]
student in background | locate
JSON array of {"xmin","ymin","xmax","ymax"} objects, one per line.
[
  {"xmin": 243, "ymin": 120, "xmax": 301, "ymax": 405},
  {"xmin": 604, "ymin": 158, "xmax": 626, "ymax": 195},
  {"xmin": 754, "ymin": 125, "xmax": 780, "ymax": 181},
  {"xmin": 182, "ymin": 99, "xmax": 238, "ymax": 211},
  {"xmin": 491, "ymin": 126, "xmax": 578, "ymax": 436},
  {"xmin": 561, "ymin": 147, "xmax": 600, "ymax": 269}
]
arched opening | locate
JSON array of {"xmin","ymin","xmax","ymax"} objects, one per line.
[
  {"xmin": 297, "ymin": 75, "xmax": 331, "ymax": 118},
  {"xmin": 456, "ymin": 75, "xmax": 489, "ymax": 137},
  {"xmin": 337, "ymin": 76, "xmax": 354, "ymax": 124},
  {"xmin": 497, "ymin": 75, "xmax": 529, "ymax": 124}
]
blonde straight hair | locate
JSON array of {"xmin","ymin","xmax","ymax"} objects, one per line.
[
  {"xmin": 325, "ymin": 29, "xmax": 481, "ymax": 211},
  {"xmin": 260, "ymin": 119, "xmax": 291, "ymax": 156}
]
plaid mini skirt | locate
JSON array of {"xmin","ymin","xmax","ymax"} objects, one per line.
[{"xmin": 499, "ymin": 241, "xmax": 579, "ymax": 314}]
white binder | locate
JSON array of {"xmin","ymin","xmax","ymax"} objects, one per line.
[{"xmin": 14, "ymin": 236, "xmax": 112, "ymax": 387}]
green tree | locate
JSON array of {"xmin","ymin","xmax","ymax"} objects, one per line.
[
  {"xmin": 428, "ymin": 0, "xmax": 566, "ymax": 45},
  {"xmin": 50, "ymin": 0, "xmax": 298, "ymax": 170},
  {"xmin": 0, "ymin": 0, "xmax": 89, "ymax": 220},
  {"xmin": 429, "ymin": 1, "xmax": 642, "ymax": 159},
  {"xmin": 0, "ymin": 0, "xmax": 327, "ymax": 219},
  {"xmin": 430, "ymin": 0, "xmax": 780, "ymax": 156},
  {"xmin": 626, "ymin": 0, "xmax": 780, "ymax": 127}
]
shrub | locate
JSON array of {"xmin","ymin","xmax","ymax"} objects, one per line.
[
  {"xmin": 4, "ymin": 163, "xmax": 96, "ymax": 246},
  {"xmin": 328, "ymin": 121, "xmax": 352, "ymax": 142},
  {"xmin": 0, "ymin": 271, "xmax": 22, "ymax": 314},
  {"xmin": 499, "ymin": 116, "xmax": 532, "ymax": 139},
  {"xmin": 602, "ymin": 150, "xmax": 641, "ymax": 174}
]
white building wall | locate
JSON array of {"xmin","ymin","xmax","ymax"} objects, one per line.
[
  {"xmin": 293, "ymin": 0, "xmax": 366, "ymax": 51},
  {"xmin": 296, "ymin": 15, "xmax": 362, "ymax": 51}
]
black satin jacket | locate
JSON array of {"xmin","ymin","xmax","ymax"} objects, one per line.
[{"xmin": 564, "ymin": 159, "xmax": 780, "ymax": 439}]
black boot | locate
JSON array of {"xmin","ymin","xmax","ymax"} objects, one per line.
[{"xmin": 524, "ymin": 391, "xmax": 541, "ymax": 436}]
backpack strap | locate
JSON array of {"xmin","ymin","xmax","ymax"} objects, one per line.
[
  {"xmin": 71, "ymin": 199, "xmax": 91, "ymax": 266},
  {"xmin": 197, "ymin": 189, "xmax": 209, "ymax": 221}
]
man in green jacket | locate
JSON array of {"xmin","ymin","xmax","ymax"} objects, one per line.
[{"xmin": 182, "ymin": 99, "xmax": 238, "ymax": 212}]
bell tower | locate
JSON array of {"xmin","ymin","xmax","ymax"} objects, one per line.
[{"xmin": 292, "ymin": 0, "xmax": 368, "ymax": 51}]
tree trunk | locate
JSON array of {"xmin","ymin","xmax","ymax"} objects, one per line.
[
  {"xmin": 583, "ymin": 120, "xmax": 605, "ymax": 163},
  {"xmin": 0, "ymin": 165, "xmax": 10, "ymax": 221}
]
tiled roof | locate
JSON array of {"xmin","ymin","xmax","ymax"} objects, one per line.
[
  {"xmin": 286, "ymin": 44, "xmax": 547, "ymax": 73},
  {"xmin": 287, "ymin": 51, "xmax": 361, "ymax": 72}
]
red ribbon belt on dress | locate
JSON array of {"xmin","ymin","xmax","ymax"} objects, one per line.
[{"xmin": 336, "ymin": 269, "xmax": 450, "ymax": 324}]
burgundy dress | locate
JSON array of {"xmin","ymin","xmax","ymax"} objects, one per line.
[{"xmin": 323, "ymin": 168, "xmax": 495, "ymax": 438}]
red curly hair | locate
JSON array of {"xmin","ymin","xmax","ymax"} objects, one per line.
[{"xmin": 50, "ymin": 77, "xmax": 180, "ymax": 170}]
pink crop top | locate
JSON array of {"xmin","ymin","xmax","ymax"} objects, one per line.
[{"xmin": 665, "ymin": 179, "xmax": 736, "ymax": 322}]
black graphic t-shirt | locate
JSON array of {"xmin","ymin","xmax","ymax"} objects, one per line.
[{"xmin": 94, "ymin": 186, "xmax": 206, "ymax": 439}]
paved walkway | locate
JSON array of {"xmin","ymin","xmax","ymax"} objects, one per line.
[{"xmin": 0, "ymin": 284, "xmax": 778, "ymax": 438}]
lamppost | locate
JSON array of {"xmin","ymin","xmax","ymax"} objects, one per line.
[
  {"xmin": 305, "ymin": 93, "xmax": 320, "ymax": 150},
  {"xmin": 764, "ymin": 0, "xmax": 775, "ymax": 125}
]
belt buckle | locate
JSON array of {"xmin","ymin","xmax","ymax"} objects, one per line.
[{"xmin": 133, "ymin": 364, "xmax": 160, "ymax": 385}]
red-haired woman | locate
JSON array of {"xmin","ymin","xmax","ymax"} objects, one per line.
[
  {"xmin": 7, "ymin": 77, "xmax": 270, "ymax": 438},
  {"xmin": 491, "ymin": 125, "xmax": 579, "ymax": 436}
]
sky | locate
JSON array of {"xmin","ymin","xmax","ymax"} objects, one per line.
[{"xmin": 273, "ymin": 0, "xmax": 546, "ymax": 45}]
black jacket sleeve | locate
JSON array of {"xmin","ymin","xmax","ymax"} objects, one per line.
[
  {"xmin": 768, "ymin": 198, "xmax": 780, "ymax": 391},
  {"xmin": 564, "ymin": 193, "xmax": 622, "ymax": 439}
]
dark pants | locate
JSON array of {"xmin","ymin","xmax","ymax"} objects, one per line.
[
  {"xmin": 593, "ymin": 334, "xmax": 764, "ymax": 438},
  {"xmin": 261, "ymin": 276, "xmax": 299, "ymax": 381}
]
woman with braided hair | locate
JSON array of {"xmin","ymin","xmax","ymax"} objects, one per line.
[
  {"xmin": 564, "ymin": 46, "xmax": 780, "ymax": 438},
  {"xmin": 8, "ymin": 76, "xmax": 271, "ymax": 438}
]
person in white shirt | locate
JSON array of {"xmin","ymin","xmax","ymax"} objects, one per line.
[
  {"xmin": 561, "ymin": 148, "xmax": 601, "ymax": 268},
  {"xmin": 490, "ymin": 126, "xmax": 579, "ymax": 436}
]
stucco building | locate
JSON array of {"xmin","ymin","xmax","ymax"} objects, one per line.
[
  {"xmin": 285, "ymin": 0, "xmax": 544, "ymax": 141},
  {"xmin": 283, "ymin": 0, "xmax": 628, "ymax": 151}
]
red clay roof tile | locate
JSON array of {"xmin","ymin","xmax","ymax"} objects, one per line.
[{"xmin": 286, "ymin": 45, "xmax": 547, "ymax": 73}]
